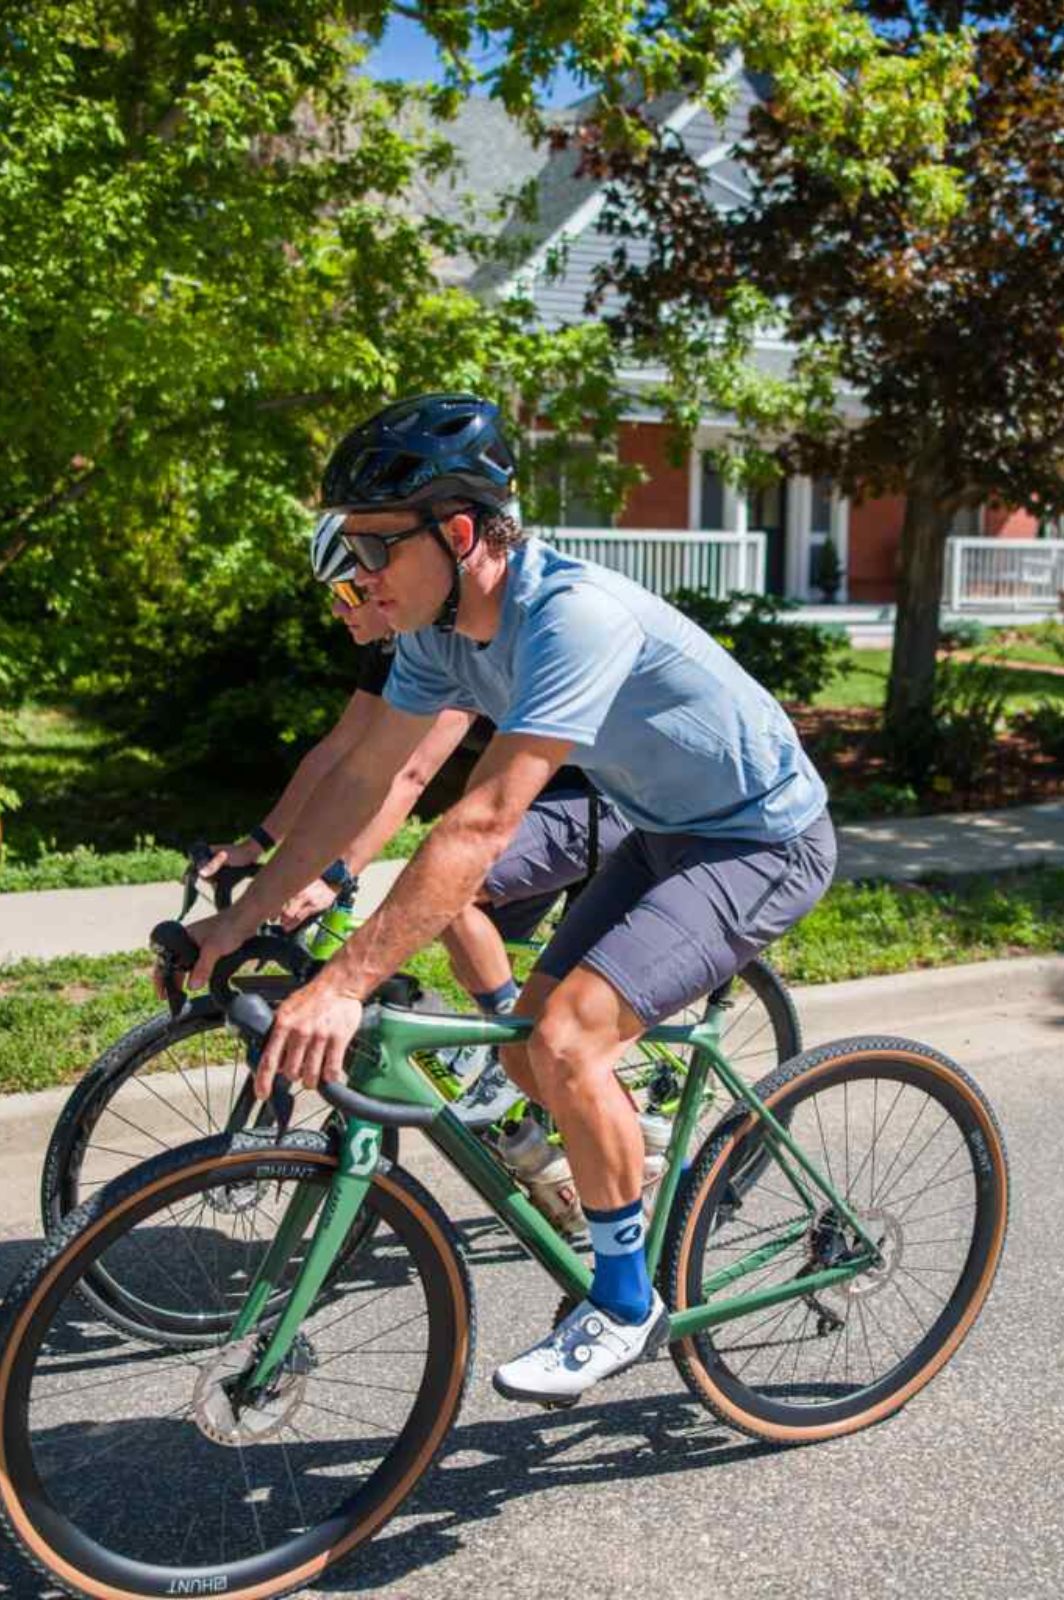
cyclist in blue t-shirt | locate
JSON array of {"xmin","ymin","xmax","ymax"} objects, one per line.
[
  {"xmin": 184, "ymin": 393, "xmax": 836, "ymax": 1406},
  {"xmin": 201, "ymin": 583, "xmax": 628, "ymax": 1125}
]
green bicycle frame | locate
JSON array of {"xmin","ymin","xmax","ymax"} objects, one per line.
[
  {"xmin": 303, "ymin": 902, "xmax": 705, "ymax": 1109},
  {"xmin": 232, "ymin": 1005, "xmax": 881, "ymax": 1397}
]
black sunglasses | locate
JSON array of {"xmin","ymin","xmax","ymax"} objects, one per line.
[
  {"xmin": 340, "ymin": 519, "xmax": 434, "ymax": 574},
  {"xmin": 322, "ymin": 504, "xmax": 477, "ymax": 576}
]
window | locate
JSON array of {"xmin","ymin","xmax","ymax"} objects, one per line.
[
  {"xmin": 528, "ymin": 438, "xmax": 612, "ymax": 529},
  {"xmin": 808, "ymin": 477, "xmax": 834, "ymax": 590},
  {"xmin": 811, "ymin": 477, "xmax": 833, "ymax": 535},
  {"xmin": 749, "ymin": 481, "xmax": 786, "ymax": 531},
  {"xmin": 700, "ymin": 462, "xmax": 725, "ymax": 529}
]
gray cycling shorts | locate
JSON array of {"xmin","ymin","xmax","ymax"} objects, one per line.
[
  {"xmin": 534, "ymin": 811, "xmax": 837, "ymax": 1025},
  {"xmin": 481, "ymin": 787, "xmax": 631, "ymax": 943}
]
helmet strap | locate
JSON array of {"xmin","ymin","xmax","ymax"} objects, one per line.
[{"xmin": 425, "ymin": 512, "xmax": 479, "ymax": 633}]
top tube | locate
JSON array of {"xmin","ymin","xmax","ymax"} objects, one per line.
[{"xmin": 367, "ymin": 1002, "xmax": 723, "ymax": 1059}]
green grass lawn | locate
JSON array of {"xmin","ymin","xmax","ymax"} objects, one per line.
[
  {"xmin": 814, "ymin": 646, "xmax": 1064, "ymax": 712},
  {"xmin": 2, "ymin": 866, "xmax": 1061, "ymax": 1095}
]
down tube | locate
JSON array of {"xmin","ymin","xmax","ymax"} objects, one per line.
[{"xmin": 430, "ymin": 1111, "xmax": 591, "ymax": 1304}]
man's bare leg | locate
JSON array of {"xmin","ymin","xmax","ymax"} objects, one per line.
[
  {"xmin": 439, "ymin": 900, "xmax": 513, "ymax": 997},
  {"xmin": 494, "ymin": 963, "xmax": 664, "ymax": 1402},
  {"xmin": 504, "ymin": 965, "xmax": 645, "ymax": 1209}
]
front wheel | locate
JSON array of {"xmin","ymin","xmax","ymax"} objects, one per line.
[
  {"xmin": 1, "ymin": 1133, "xmax": 475, "ymax": 1600},
  {"xmin": 662, "ymin": 1036, "xmax": 1008, "ymax": 1445},
  {"xmin": 40, "ymin": 997, "xmax": 399, "ymax": 1344}
]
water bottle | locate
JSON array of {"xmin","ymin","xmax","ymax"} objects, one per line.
[
  {"xmin": 303, "ymin": 895, "xmax": 356, "ymax": 962},
  {"xmin": 640, "ymin": 1111, "xmax": 672, "ymax": 1215},
  {"xmin": 496, "ymin": 1117, "xmax": 586, "ymax": 1238}
]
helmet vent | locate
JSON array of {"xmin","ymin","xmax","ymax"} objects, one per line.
[{"xmin": 434, "ymin": 414, "xmax": 474, "ymax": 437}]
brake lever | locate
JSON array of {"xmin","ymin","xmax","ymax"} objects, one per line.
[{"xmin": 150, "ymin": 920, "xmax": 200, "ymax": 1020}]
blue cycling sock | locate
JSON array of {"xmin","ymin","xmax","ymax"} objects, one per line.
[
  {"xmin": 585, "ymin": 1199, "xmax": 652, "ymax": 1325},
  {"xmin": 473, "ymin": 978, "xmax": 519, "ymax": 1014}
]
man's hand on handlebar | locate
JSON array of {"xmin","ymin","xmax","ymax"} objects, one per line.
[
  {"xmin": 151, "ymin": 910, "xmax": 252, "ymax": 1000},
  {"xmin": 278, "ymin": 878, "xmax": 336, "ymax": 932},
  {"xmin": 253, "ymin": 971, "xmax": 363, "ymax": 1102},
  {"xmin": 199, "ymin": 838, "xmax": 263, "ymax": 878}
]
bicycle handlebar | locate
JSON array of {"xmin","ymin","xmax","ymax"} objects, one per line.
[{"xmin": 148, "ymin": 920, "xmax": 436, "ymax": 1129}]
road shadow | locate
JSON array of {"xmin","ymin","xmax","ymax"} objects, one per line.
[
  {"xmin": 0, "ymin": 1380, "xmax": 776, "ymax": 1599},
  {"xmin": 318, "ymin": 1390, "xmax": 778, "ymax": 1596}
]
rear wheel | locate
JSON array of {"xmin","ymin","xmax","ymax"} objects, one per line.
[
  {"xmin": 2, "ymin": 1134, "xmax": 474, "ymax": 1600},
  {"xmin": 40, "ymin": 996, "xmax": 398, "ymax": 1343},
  {"xmin": 663, "ymin": 1036, "xmax": 1008, "ymax": 1444}
]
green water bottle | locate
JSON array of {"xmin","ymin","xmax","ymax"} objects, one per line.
[{"xmin": 304, "ymin": 862, "xmax": 359, "ymax": 960}]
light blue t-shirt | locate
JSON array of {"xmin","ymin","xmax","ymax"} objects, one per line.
[{"xmin": 385, "ymin": 539, "xmax": 827, "ymax": 844}]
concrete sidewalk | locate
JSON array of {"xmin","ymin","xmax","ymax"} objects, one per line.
[{"xmin": 2, "ymin": 800, "xmax": 1063, "ymax": 963}]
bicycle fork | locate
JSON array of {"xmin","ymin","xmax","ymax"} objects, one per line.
[{"xmin": 226, "ymin": 1117, "xmax": 383, "ymax": 1400}]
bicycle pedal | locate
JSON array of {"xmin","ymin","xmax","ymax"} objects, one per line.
[{"xmin": 537, "ymin": 1396, "xmax": 580, "ymax": 1411}]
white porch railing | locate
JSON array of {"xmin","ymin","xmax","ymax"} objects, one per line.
[
  {"xmin": 945, "ymin": 537, "xmax": 1064, "ymax": 611},
  {"xmin": 535, "ymin": 528, "xmax": 768, "ymax": 598}
]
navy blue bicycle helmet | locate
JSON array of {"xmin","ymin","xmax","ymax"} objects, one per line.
[
  {"xmin": 320, "ymin": 393, "xmax": 516, "ymax": 514},
  {"xmin": 318, "ymin": 393, "xmax": 517, "ymax": 631}
]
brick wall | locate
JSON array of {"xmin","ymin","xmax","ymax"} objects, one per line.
[
  {"xmin": 847, "ymin": 493, "xmax": 905, "ymax": 602},
  {"xmin": 984, "ymin": 503, "xmax": 1039, "ymax": 539},
  {"xmin": 617, "ymin": 423, "xmax": 690, "ymax": 529}
]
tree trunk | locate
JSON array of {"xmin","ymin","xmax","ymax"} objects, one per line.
[{"xmin": 883, "ymin": 473, "xmax": 954, "ymax": 770}]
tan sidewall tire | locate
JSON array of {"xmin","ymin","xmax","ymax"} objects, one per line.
[
  {"xmin": 668, "ymin": 1044, "xmax": 1008, "ymax": 1445},
  {"xmin": 1, "ymin": 1145, "xmax": 473, "ymax": 1600}
]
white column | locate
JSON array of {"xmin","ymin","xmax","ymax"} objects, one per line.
[
  {"xmin": 833, "ymin": 491, "xmax": 850, "ymax": 604},
  {"xmin": 786, "ymin": 476, "xmax": 811, "ymax": 599}
]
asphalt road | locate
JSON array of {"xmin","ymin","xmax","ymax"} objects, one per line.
[{"xmin": 0, "ymin": 964, "xmax": 1061, "ymax": 1600}]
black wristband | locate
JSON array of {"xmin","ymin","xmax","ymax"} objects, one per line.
[
  {"xmin": 321, "ymin": 858, "xmax": 358, "ymax": 895},
  {"xmin": 249, "ymin": 824, "xmax": 275, "ymax": 852}
]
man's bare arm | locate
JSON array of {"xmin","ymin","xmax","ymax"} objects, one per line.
[
  {"xmin": 274, "ymin": 706, "xmax": 477, "ymax": 927},
  {"xmin": 325, "ymin": 732, "xmax": 575, "ymax": 1000},
  {"xmin": 217, "ymin": 703, "xmax": 438, "ymax": 939},
  {"xmin": 331, "ymin": 707, "xmax": 475, "ymax": 877},
  {"xmin": 261, "ymin": 687, "xmax": 382, "ymax": 845}
]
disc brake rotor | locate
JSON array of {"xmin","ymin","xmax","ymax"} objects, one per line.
[
  {"xmin": 204, "ymin": 1178, "xmax": 266, "ymax": 1217},
  {"xmin": 819, "ymin": 1206, "xmax": 904, "ymax": 1301},
  {"xmin": 192, "ymin": 1333, "xmax": 315, "ymax": 1447}
]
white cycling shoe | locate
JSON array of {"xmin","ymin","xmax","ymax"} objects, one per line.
[
  {"xmin": 450, "ymin": 1055, "xmax": 524, "ymax": 1129},
  {"xmin": 493, "ymin": 1291, "xmax": 669, "ymax": 1407}
]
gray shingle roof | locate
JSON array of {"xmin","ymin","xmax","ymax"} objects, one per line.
[{"xmin": 399, "ymin": 72, "xmax": 769, "ymax": 320}]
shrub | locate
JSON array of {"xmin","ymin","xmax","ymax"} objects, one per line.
[
  {"xmin": 668, "ymin": 590, "xmax": 847, "ymax": 703},
  {"xmin": 1011, "ymin": 699, "xmax": 1064, "ymax": 764},
  {"xmin": 939, "ymin": 619, "xmax": 992, "ymax": 653},
  {"xmin": 812, "ymin": 538, "xmax": 844, "ymax": 602},
  {"xmin": 1025, "ymin": 619, "xmax": 1064, "ymax": 664},
  {"xmin": 910, "ymin": 658, "xmax": 1009, "ymax": 792},
  {"xmin": 828, "ymin": 780, "xmax": 920, "ymax": 821}
]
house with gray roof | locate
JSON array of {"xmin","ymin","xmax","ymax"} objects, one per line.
[{"xmin": 413, "ymin": 68, "xmax": 1052, "ymax": 612}]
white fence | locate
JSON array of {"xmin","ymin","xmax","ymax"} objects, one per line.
[
  {"xmin": 945, "ymin": 537, "xmax": 1064, "ymax": 612},
  {"xmin": 536, "ymin": 528, "xmax": 768, "ymax": 598}
]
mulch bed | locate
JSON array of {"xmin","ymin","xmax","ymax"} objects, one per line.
[{"xmin": 790, "ymin": 706, "xmax": 1064, "ymax": 816}]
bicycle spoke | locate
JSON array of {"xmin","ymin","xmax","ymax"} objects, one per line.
[{"xmin": 21, "ymin": 1157, "xmax": 451, "ymax": 1579}]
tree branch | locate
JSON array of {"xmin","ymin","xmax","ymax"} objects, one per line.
[{"xmin": 0, "ymin": 468, "xmax": 102, "ymax": 575}]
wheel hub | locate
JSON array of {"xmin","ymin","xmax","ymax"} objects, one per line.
[
  {"xmin": 192, "ymin": 1332, "xmax": 316, "ymax": 1447},
  {"xmin": 204, "ymin": 1178, "xmax": 265, "ymax": 1217},
  {"xmin": 813, "ymin": 1206, "xmax": 904, "ymax": 1301}
]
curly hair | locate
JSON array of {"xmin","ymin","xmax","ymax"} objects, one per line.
[{"xmin": 432, "ymin": 499, "xmax": 526, "ymax": 556}]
